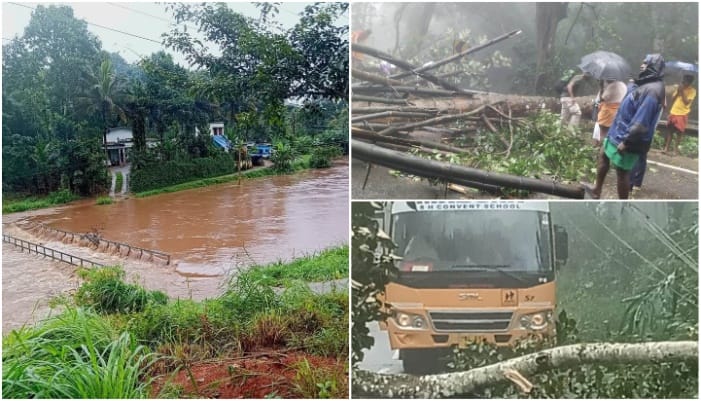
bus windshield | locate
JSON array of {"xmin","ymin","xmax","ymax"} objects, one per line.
[{"xmin": 392, "ymin": 211, "xmax": 552, "ymax": 272}]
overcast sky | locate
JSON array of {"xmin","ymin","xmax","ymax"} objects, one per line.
[{"xmin": 2, "ymin": 1, "xmax": 318, "ymax": 66}]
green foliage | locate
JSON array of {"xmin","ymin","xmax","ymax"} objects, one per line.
[
  {"xmin": 125, "ymin": 254, "xmax": 348, "ymax": 358},
  {"xmin": 5, "ymin": 252, "xmax": 349, "ymax": 398},
  {"xmin": 133, "ymin": 166, "xmax": 274, "ymax": 198},
  {"xmin": 130, "ymin": 154, "xmax": 236, "ymax": 192},
  {"xmin": 164, "ymin": 3, "xmax": 348, "ymax": 102},
  {"xmin": 408, "ymin": 112, "xmax": 596, "ymax": 195},
  {"xmin": 290, "ymin": 358, "xmax": 345, "ymax": 398},
  {"xmin": 2, "ymin": 308, "xmax": 155, "ymax": 399},
  {"xmin": 114, "ymin": 171, "xmax": 124, "ymax": 193},
  {"xmin": 350, "ymin": 202, "xmax": 398, "ymax": 366},
  {"xmin": 95, "ymin": 196, "xmax": 112, "ymax": 205},
  {"xmin": 310, "ymin": 146, "xmax": 343, "ymax": 168},
  {"xmin": 271, "ymin": 141, "xmax": 297, "ymax": 173},
  {"xmin": 553, "ymin": 202, "xmax": 698, "ymax": 343},
  {"xmin": 2, "ymin": 189, "xmax": 80, "ymax": 214},
  {"xmin": 245, "ymin": 246, "xmax": 348, "ymax": 286},
  {"xmin": 2, "ymin": 5, "xmax": 110, "ymax": 198},
  {"xmin": 127, "ymin": 299, "xmax": 207, "ymax": 348},
  {"xmin": 75, "ymin": 267, "xmax": 168, "ymax": 314}
]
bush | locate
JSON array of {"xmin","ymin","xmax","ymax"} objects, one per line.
[
  {"xmin": 309, "ymin": 146, "xmax": 343, "ymax": 169},
  {"xmin": 2, "ymin": 189, "xmax": 80, "ymax": 214},
  {"xmin": 128, "ymin": 299, "xmax": 206, "ymax": 346},
  {"xmin": 129, "ymin": 154, "xmax": 237, "ymax": 192},
  {"xmin": 95, "ymin": 196, "xmax": 112, "ymax": 205},
  {"xmin": 114, "ymin": 172, "xmax": 124, "ymax": 193},
  {"xmin": 75, "ymin": 267, "xmax": 168, "ymax": 314},
  {"xmin": 2, "ymin": 313, "xmax": 154, "ymax": 399},
  {"xmin": 271, "ymin": 142, "xmax": 296, "ymax": 173}
]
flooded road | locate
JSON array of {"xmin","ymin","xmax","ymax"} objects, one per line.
[
  {"xmin": 20, "ymin": 162, "xmax": 348, "ymax": 276},
  {"xmin": 3, "ymin": 162, "xmax": 348, "ymax": 332}
]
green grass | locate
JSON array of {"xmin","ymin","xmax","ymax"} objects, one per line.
[
  {"xmin": 3, "ymin": 249, "xmax": 349, "ymax": 399},
  {"xmin": 2, "ymin": 308, "xmax": 155, "ymax": 399},
  {"xmin": 95, "ymin": 196, "xmax": 112, "ymax": 205},
  {"xmin": 2, "ymin": 189, "xmax": 80, "ymax": 214},
  {"xmin": 244, "ymin": 246, "xmax": 348, "ymax": 287},
  {"xmin": 114, "ymin": 172, "xmax": 124, "ymax": 193}
]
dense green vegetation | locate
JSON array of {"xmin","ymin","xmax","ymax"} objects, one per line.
[
  {"xmin": 95, "ymin": 196, "xmax": 112, "ymax": 205},
  {"xmin": 2, "ymin": 189, "xmax": 80, "ymax": 214},
  {"xmin": 351, "ymin": 202, "xmax": 698, "ymax": 398},
  {"xmin": 245, "ymin": 246, "xmax": 349, "ymax": 287},
  {"xmin": 2, "ymin": 310, "xmax": 155, "ymax": 399},
  {"xmin": 132, "ymin": 153, "xmax": 318, "ymax": 198},
  {"xmin": 3, "ymin": 3, "xmax": 348, "ymax": 204},
  {"xmin": 130, "ymin": 154, "xmax": 241, "ymax": 193},
  {"xmin": 114, "ymin": 172, "xmax": 124, "ymax": 193},
  {"xmin": 3, "ymin": 250, "xmax": 349, "ymax": 399},
  {"xmin": 406, "ymin": 112, "xmax": 597, "ymax": 195}
]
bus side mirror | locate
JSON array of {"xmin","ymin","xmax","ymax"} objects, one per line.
[{"xmin": 554, "ymin": 225, "xmax": 568, "ymax": 267}]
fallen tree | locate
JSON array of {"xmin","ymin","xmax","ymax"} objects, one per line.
[
  {"xmin": 352, "ymin": 341, "xmax": 698, "ymax": 398},
  {"xmin": 351, "ymin": 38, "xmax": 685, "ymax": 198}
]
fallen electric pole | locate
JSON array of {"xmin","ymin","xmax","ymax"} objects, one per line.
[{"xmin": 352, "ymin": 140, "xmax": 586, "ymax": 199}]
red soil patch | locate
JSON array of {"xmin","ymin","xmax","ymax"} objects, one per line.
[{"xmin": 150, "ymin": 350, "xmax": 348, "ymax": 398}]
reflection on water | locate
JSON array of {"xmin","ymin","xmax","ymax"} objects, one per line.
[{"xmin": 28, "ymin": 164, "xmax": 349, "ymax": 275}]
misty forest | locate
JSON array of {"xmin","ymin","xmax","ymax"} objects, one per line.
[
  {"xmin": 351, "ymin": 2, "xmax": 698, "ymax": 199},
  {"xmin": 351, "ymin": 201, "xmax": 698, "ymax": 398}
]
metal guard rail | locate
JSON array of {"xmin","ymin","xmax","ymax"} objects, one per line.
[
  {"xmin": 3, "ymin": 234, "xmax": 105, "ymax": 268},
  {"xmin": 27, "ymin": 223, "xmax": 171, "ymax": 265}
]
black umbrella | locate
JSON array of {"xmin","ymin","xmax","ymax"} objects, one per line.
[{"xmin": 578, "ymin": 51, "xmax": 632, "ymax": 81}]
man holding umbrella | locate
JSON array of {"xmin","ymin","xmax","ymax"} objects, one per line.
[
  {"xmin": 663, "ymin": 73, "xmax": 696, "ymax": 156},
  {"xmin": 590, "ymin": 54, "xmax": 666, "ymax": 199}
]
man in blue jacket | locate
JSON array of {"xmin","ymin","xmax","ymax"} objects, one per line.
[{"xmin": 590, "ymin": 54, "xmax": 666, "ymax": 199}]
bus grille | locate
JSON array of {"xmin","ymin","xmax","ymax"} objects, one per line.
[{"xmin": 428, "ymin": 311, "xmax": 513, "ymax": 332}]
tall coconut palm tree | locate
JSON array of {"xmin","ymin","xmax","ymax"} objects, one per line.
[{"xmin": 84, "ymin": 58, "xmax": 124, "ymax": 160}]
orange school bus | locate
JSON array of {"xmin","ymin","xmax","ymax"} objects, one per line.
[{"xmin": 379, "ymin": 201, "xmax": 568, "ymax": 374}]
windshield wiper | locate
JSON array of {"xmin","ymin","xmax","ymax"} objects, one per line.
[{"xmin": 450, "ymin": 264, "xmax": 528, "ymax": 284}]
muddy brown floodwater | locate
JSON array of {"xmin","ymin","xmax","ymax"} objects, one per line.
[
  {"xmin": 3, "ymin": 162, "xmax": 348, "ymax": 332},
  {"xmin": 25, "ymin": 163, "xmax": 349, "ymax": 275}
]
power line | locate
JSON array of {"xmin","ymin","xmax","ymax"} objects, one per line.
[
  {"xmin": 8, "ymin": 2, "xmax": 163, "ymax": 44},
  {"xmin": 106, "ymin": 2, "xmax": 172, "ymax": 24}
]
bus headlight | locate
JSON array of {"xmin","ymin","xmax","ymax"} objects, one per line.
[
  {"xmin": 394, "ymin": 312, "xmax": 426, "ymax": 329},
  {"xmin": 520, "ymin": 311, "xmax": 553, "ymax": 330}
]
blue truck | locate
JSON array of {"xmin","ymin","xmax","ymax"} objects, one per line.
[{"xmin": 247, "ymin": 142, "xmax": 272, "ymax": 166}]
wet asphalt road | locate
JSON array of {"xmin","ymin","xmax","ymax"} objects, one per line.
[{"xmin": 357, "ymin": 321, "xmax": 403, "ymax": 374}]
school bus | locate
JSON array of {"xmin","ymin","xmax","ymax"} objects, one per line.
[{"xmin": 378, "ymin": 201, "xmax": 568, "ymax": 374}]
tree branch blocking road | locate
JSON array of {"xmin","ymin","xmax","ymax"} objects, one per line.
[{"xmin": 353, "ymin": 341, "xmax": 697, "ymax": 398}]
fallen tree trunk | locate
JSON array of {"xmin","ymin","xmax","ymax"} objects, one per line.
[
  {"xmin": 352, "ymin": 140, "xmax": 585, "ymax": 199},
  {"xmin": 352, "ymin": 68, "xmax": 404, "ymax": 86},
  {"xmin": 354, "ymin": 92, "xmax": 592, "ymax": 117},
  {"xmin": 389, "ymin": 29, "xmax": 523, "ymax": 79},
  {"xmin": 353, "ymin": 85, "xmax": 472, "ymax": 98},
  {"xmin": 352, "ymin": 43, "xmax": 473, "ymax": 95},
  {"xmin": 352, "ymin": 86, "xmax": 682, "ymax": 119},
  {"xmin": 353, "ymin": 127, "xmax": 470, "ymax": 154},
  {"xmin": 353, "ymin": 341, "xmax": 697, "ymax": 398}
]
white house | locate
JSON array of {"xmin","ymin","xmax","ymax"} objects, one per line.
[
  {"xmin": 210, "ymin": 122, "xmax": 224, "ymax": 136},
  {"xmin": 104, "ymin": 127, "xmax": 158, "ymax": 166},
  {"xmin": 105, "ymin": 127, "xmax": 133, "ymax": 166}
]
